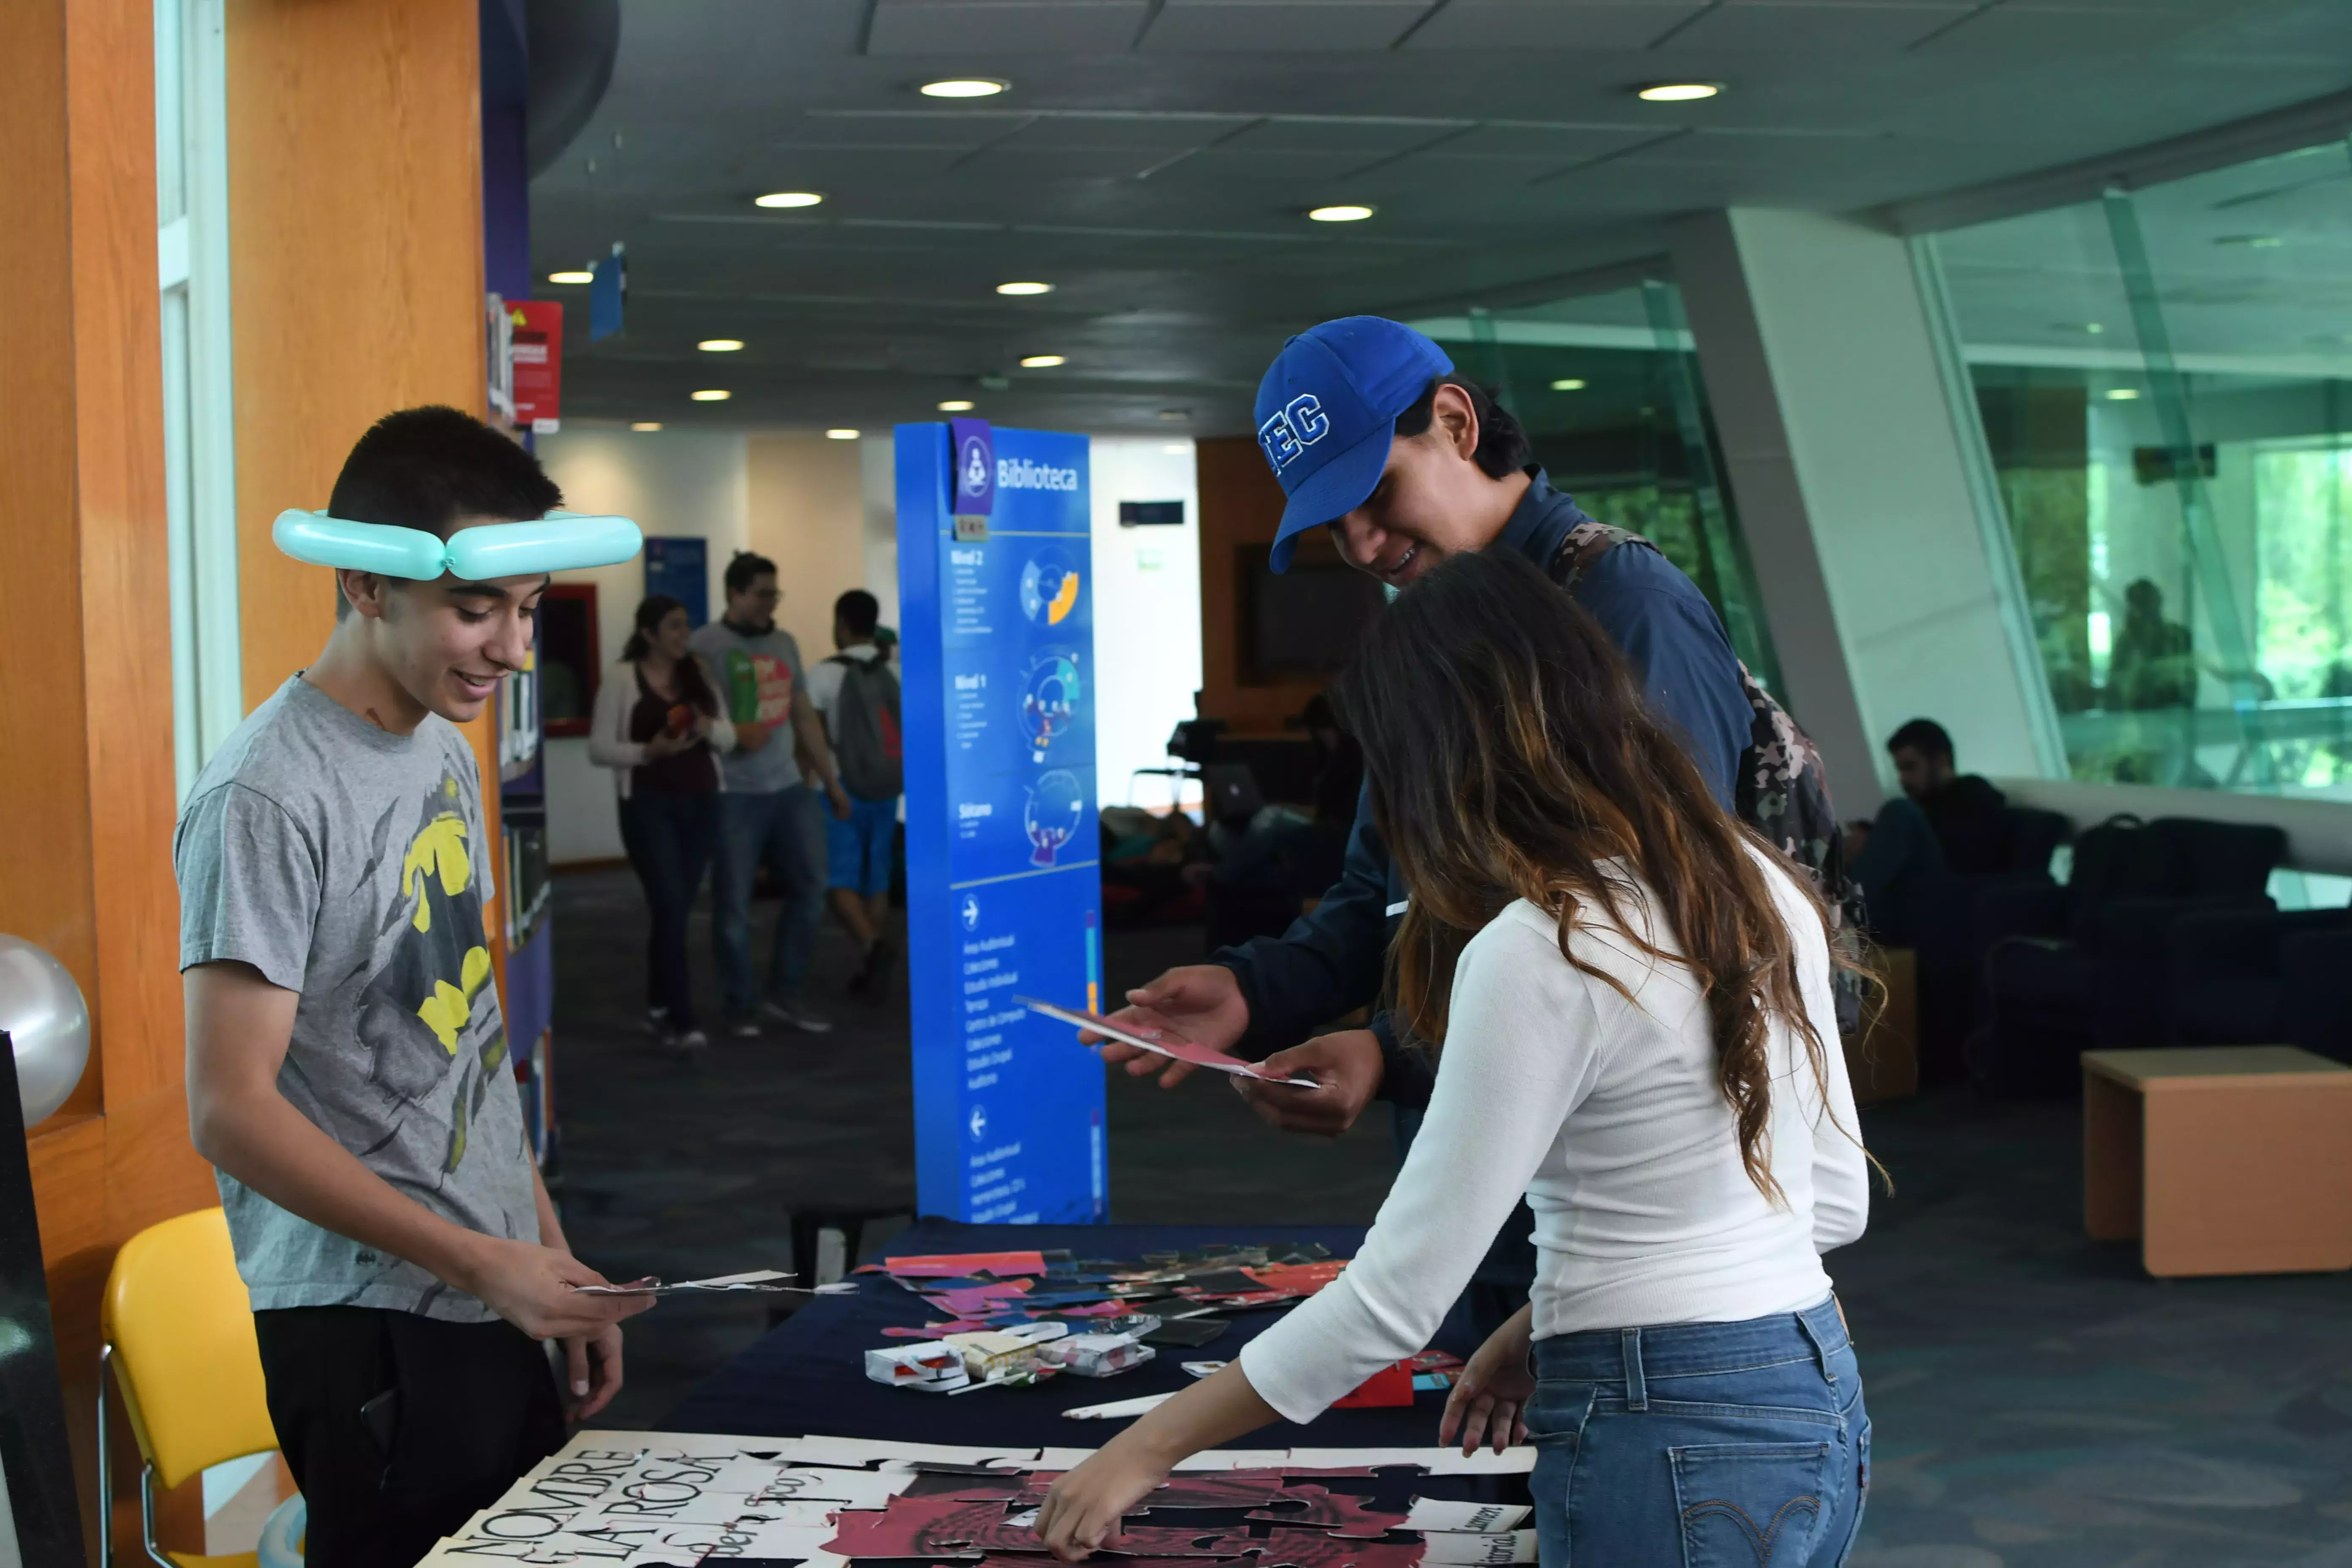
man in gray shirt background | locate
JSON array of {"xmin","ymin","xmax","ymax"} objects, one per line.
[{"xmin": 690, "ymin": 550, "xmax": 854, "ymax": 1037}]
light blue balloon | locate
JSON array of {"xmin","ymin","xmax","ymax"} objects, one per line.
[{"xmin": 271, "ymin": 509, "xmax": 641, "ymax": 580}]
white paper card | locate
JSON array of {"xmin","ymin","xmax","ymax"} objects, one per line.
[
  {"xmin": 755, "ymin": 1467, "xmax": 912, "ymax": 1507},
  {"xmin": 1419, "ymin": 1530, "xmax": 1540, "ymax": 1565},
  {"xmin": 1405, "ymin": 1500, "xmax": 1533, "ymax": 1534}
]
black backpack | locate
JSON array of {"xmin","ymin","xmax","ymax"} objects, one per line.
[{"xmin": 824, "ymin": 653, "xmax": 902, "ymax": 800}]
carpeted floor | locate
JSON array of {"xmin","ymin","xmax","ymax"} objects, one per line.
[{"xmin": 548, "ymin": 866, "xmax": 2352, "ymax": 1568}]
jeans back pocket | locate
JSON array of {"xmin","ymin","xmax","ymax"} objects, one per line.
[{"xmin": 1669, "ymin": 1440, "xmax": 1834, "ymax": 1568}]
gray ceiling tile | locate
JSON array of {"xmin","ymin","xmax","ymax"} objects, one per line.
[
  {"xmin": 867, "ymin": 0, "xmax": 1152, "ymax": 56},
  {"xmin": 1919, "ymin": 4, "xmax": 2216, "ymax": 52},
  {"xmin": 1141, "ymin": 2, "xmax": 1433, "ymax": 51},
  {"xmin": 1666, "ymin": 2, "xmax": 1968, "ymax": 50},
  {"xmin": 1403, "ymin": 3, "xmax": 1710, "ymax": 50}
]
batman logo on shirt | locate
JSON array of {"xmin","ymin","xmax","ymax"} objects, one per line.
[{"xmin": 354, "ymin": 772, "xmax": 502, "ymax": 1173}]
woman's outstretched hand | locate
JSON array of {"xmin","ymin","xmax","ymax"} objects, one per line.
[
  {"xmin": 1037, "ymin": 1439, "xmax": 1167, "ymax": 1562},
  {"xmin": 1440, "ymin": 1303, "xmax": 1535, "ymax": 1455}
]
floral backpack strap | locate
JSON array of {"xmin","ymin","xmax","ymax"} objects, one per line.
[{"xmin": 1546, "ymin": 519, "xmax": 1653, "ymax": 593}]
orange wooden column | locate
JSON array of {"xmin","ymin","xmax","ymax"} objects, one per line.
[
  {"xmin": 223, "ymin": 0, "xmax": 508, "ymax": 1018},
  {"xmin": 3, "ymin": 0, "xmax": 223, "ymax": 1551}
]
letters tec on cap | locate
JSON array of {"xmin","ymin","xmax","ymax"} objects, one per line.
[{"xmin": 1253, "ymin": 316, "xmax": 1454, "ymax": 572}]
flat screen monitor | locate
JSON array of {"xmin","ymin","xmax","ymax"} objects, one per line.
[{"xmin": 1238, "ymin": 545, "xmax": 1386, "ymax": 685}]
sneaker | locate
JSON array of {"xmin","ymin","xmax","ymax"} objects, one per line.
[
  {"xmin": 724, "ymin": 1015, "xmax": 763, "ymax": 1040},
  {"xmin": 658, "ymin": 1025, "xmax": 709, "ymax": 1058},
  {"xmin": 760, "ymin": 999, "xmax": 835, "ymax": 1034}
]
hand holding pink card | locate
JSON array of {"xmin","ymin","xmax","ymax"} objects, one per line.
[{"xmin": 1016, "ymin": 996, "xmax": 1320, "ymax": 1086}]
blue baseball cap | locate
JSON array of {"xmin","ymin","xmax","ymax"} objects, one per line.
[{"xmin": 1254, "ymin": 316, "xmax": 1453, "ymax": 572}]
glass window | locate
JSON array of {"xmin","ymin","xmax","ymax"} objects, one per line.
[
  {"xmin": 1404, "ymin": 279, "xmax": 1783, "ymax": 691},
  {"xmin": 157, "ymin": 0, "xmax": 241, "ymax": 800},
  {"xmin": 1922, "ymin": 138, "xmax": 2352, "ymax": 797}
]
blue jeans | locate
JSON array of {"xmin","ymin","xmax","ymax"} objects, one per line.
[
  {"xmin": 1527, "ymin": 1296, "xmax": 1869, "ymax": 1568},
  {"xmin": 616, "ymin": 791, "xmax": 718, "ymax": 1027},
  {"xmin": 710, "ymin": 786, "xmax": 826, "ymax": 1017}
]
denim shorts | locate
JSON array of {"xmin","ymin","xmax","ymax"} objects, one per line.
[
  {"xmin": 1525, "ymin": 1295, "xmax": 1869, "ymax": 1568},
  {"xmin": 825, "ymin": 795, "xmax": 898, "ymax": 896}
]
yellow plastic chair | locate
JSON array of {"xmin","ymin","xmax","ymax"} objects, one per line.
[{"xmin": 100, "ymin": 1207, "xmax": 283, "ymax": 1568}]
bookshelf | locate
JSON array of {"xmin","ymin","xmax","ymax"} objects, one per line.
[{"xmin": 498, "ymin": 632, "xmax": 558, "ymax": 1171}]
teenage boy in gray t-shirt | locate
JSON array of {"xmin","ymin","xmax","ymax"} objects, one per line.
[{"xmin": 176, "ymin": 408, "xmax": 649, "ymax": 1568}]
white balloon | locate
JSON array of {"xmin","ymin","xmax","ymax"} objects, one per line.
[{"xmin": 0, "ymin": 935, "xmax": 92, "ymax": 1128}]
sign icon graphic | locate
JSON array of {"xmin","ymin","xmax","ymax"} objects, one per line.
[
  {"xmin": 1024, "ymin": 769, "xmax": 1086, "ymax": 867},
  {"xmin": 960, "ymin": 893, "xmax": 982, "ymax": 931},
  {"xmin": 1020, "ymin": 651, "xmax": 1082, "ymax": 762},
  {"xmin": 1019, "ymin": 550, "xmax": 1081, "ymax": 626},
  {"xmin": 969, "ymin": 1104, "xmax": 988, "ymax": 1141}
]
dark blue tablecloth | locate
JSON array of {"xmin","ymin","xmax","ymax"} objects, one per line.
[{"xmin": 665, "ymin": 1220, "xmax": 1470, "ymax": 1449}]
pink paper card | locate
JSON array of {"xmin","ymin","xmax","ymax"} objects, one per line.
[{"xmin": 1015, "ymin": 997, "xmax": 1318, "ymax": 1086}]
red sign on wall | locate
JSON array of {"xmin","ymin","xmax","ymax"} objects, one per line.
[{"xmin": 509, "ymin": 299, "xmax": 563, "ymax": 431}]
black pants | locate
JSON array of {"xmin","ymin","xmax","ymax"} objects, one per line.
[
  {"xmin": 619, "ymin": 789, "xmax": 718, "ymax": 1026},
  {"xmin": 253, "ymin": 1306, "xmax": 564, "ymax": 1568}
]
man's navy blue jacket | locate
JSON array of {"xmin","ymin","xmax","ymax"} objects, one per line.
[{"xmin": 1210, "ymin": 470, "xmax": 1755, "ymax": 1109}]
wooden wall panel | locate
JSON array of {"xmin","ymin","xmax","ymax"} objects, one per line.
[
  {"xmin": 0, "ymin": 0, "xmax": 105, "ymax": 1126},
  {"xmin": 226, "ymin": 0, "xmax": 489, "ymax": 707},
  {"xmin": 1194, "ymin": 435, "xmax": 1337, "ymax": 734},
  {"xmin": 70, "ymin": 0, "xmax": 185, "ymax": 1112}
]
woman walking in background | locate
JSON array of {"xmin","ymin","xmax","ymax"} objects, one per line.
[
  {"xmin": 591, "ymin": 596, "xmax": 734, "ymax": 1054},
  {"xmin": 1041, "ymin": 550, "xmax": 1873, "ymax": 1568}
]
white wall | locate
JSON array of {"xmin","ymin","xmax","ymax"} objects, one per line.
[
  {"xmin": 1089, "ymin": 438, "xmax": 1203, "ymax": 811},
  {"xmin": 536, "ymin": 426, "xmax": 751, "ymax": 863}
]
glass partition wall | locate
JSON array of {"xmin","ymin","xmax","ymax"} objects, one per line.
[
  {"xmin": 1407, "ymin": 279, "xmax": 1783, "ymax": 693},
  {"xmin": 1922, "ymin": 138, "xmax": 2352, "ymax": 798}
]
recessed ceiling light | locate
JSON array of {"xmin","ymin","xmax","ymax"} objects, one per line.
[
  {"xmin": 698, "ymin": 338, "xmax": 745, "ymax": 353},
  {"xmin": 939, "ymin": 400, "xmax": 975, "ymax": 412},
  {"xmin": 632, "ymin": 422, "xmax": 663, "ymax": 431},
  {"xmin": 996, "ymin": 281, "xmax": 1053, "ymax": 296},
  {"xmin": 2085, "ymin": 323, "xmax": 2105, "ymax": 335},
  {"xmin": 754, "ymin": 191, "xmax": 824, "ymax": 209},
  {"xmin": 920, "ymin": 78, "xmax": 1008, "ymax": 98},
  {"xmin": 548, "ymin": 270, "xmax": 594, "ymax": 285},
  {"xmin": 1307, "ymin": 204, "xmax": 1375, "ymax": 223},
  {"xmin": 691, "ymin": 389, "xmax": 732, "ymax": 402},
  {"xmin": 1020, "ymin": 354, "xmax": 1065, "ymax": 368},
  {"xmin": 1162, "ymin": 443, "xmax": 1189, "ymax": 455},
  {"xmin": 826, "ymin": 428, "xmax": 861, "ymax": 440},
  {"xmin": 1551, "ymin": 378, "xmax": 1587, "ymax": 392},
  {"xmin": 1158, "ymin": 409, "xmax": 1189, "ymax": 421},
  {"xmin": 1637, "ymin": 82, "xmax": 1720, "ymax": 102},
  {"xmin": 2106, "ymin": 388, "xmax": 2141, "ymax": 400}
]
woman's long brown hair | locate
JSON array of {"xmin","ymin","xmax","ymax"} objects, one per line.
[{"xmin": 1339, "ymin": 550, "xmax": 1853, "ymax": 1204}]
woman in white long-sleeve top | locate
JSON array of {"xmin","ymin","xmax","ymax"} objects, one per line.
[
  {"xmin": 1042, "ymin": 550, "xmax": 1875, "ymax": 1568},
  {"xmin": 589, "ymin": 595, "xmax": 734, "ymax": 1054}
]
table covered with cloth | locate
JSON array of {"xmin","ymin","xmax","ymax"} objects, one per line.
[{"xmin": 664, "ymin": 1220, "xmax": 1490, "ymax": 1448}]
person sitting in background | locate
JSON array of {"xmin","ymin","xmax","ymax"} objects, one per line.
[
  {"xmin": 2108, "ymin": 577, "xmax": 2196, "ymax": 711},
  {"xmin": 590, "ymin": 595, "xmax": 735, "ymax": 1054},
  {"xmin": 1845, "ymin": 717, "xmax": 2007, "ymax": 943},
  {"xmin": 804, "ymin": 589, "xmax": 903, "ymax": 1000}
]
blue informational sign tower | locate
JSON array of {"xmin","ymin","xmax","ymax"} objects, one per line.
[{"xmin": 898, "ymin": 421, "xmax": 1108, "ymax": 1223}]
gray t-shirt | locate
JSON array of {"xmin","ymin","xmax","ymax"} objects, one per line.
[
  {"xmin": 688, "ymin": 619, "xmax": 806, "ymax": 793},
  {"xmin": 174, "ymin": 675, "xmax": 537, "ymax": 1322}
]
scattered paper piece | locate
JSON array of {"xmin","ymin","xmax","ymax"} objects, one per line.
[
  {"xmin": 1419, "ymin": 1530, "xmax": 1539, "ymax": 1565},
  {"xmin": 755, "ymin": 1468, "xmax": 913, "ymax": 1508},
  {"xmin": 1248, "ymin": 1485, "xmax": 1408, "ymax": 1537},
  {"xmin": 879, "ymin": 1251, "xmax": 1050, "ymax": 1278},
  {"xmin": 1404, "ymin": 1500, "xmax": 1533, "ymax": 1534},
  {"xmin": 575, "ymin": 1269, "xmax": 810, "ymax": 1297},
  {"xmin": 1016, "ymin": 996, "xmax": 1320, "ymax": 1086},
  {"xmin": 1063, "ymin": 1391, "xmax": 1177, "ymax": 1420}
]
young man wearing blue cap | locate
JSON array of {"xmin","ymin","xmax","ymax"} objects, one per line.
[{"xmin": 1092, "ymin": 317, "xmax": 1849, "ymax": 1329}]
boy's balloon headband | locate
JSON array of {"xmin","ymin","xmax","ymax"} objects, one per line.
[{"xmin": 272, "ymin": 509, "xmax": 642, "ymax": 581}]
